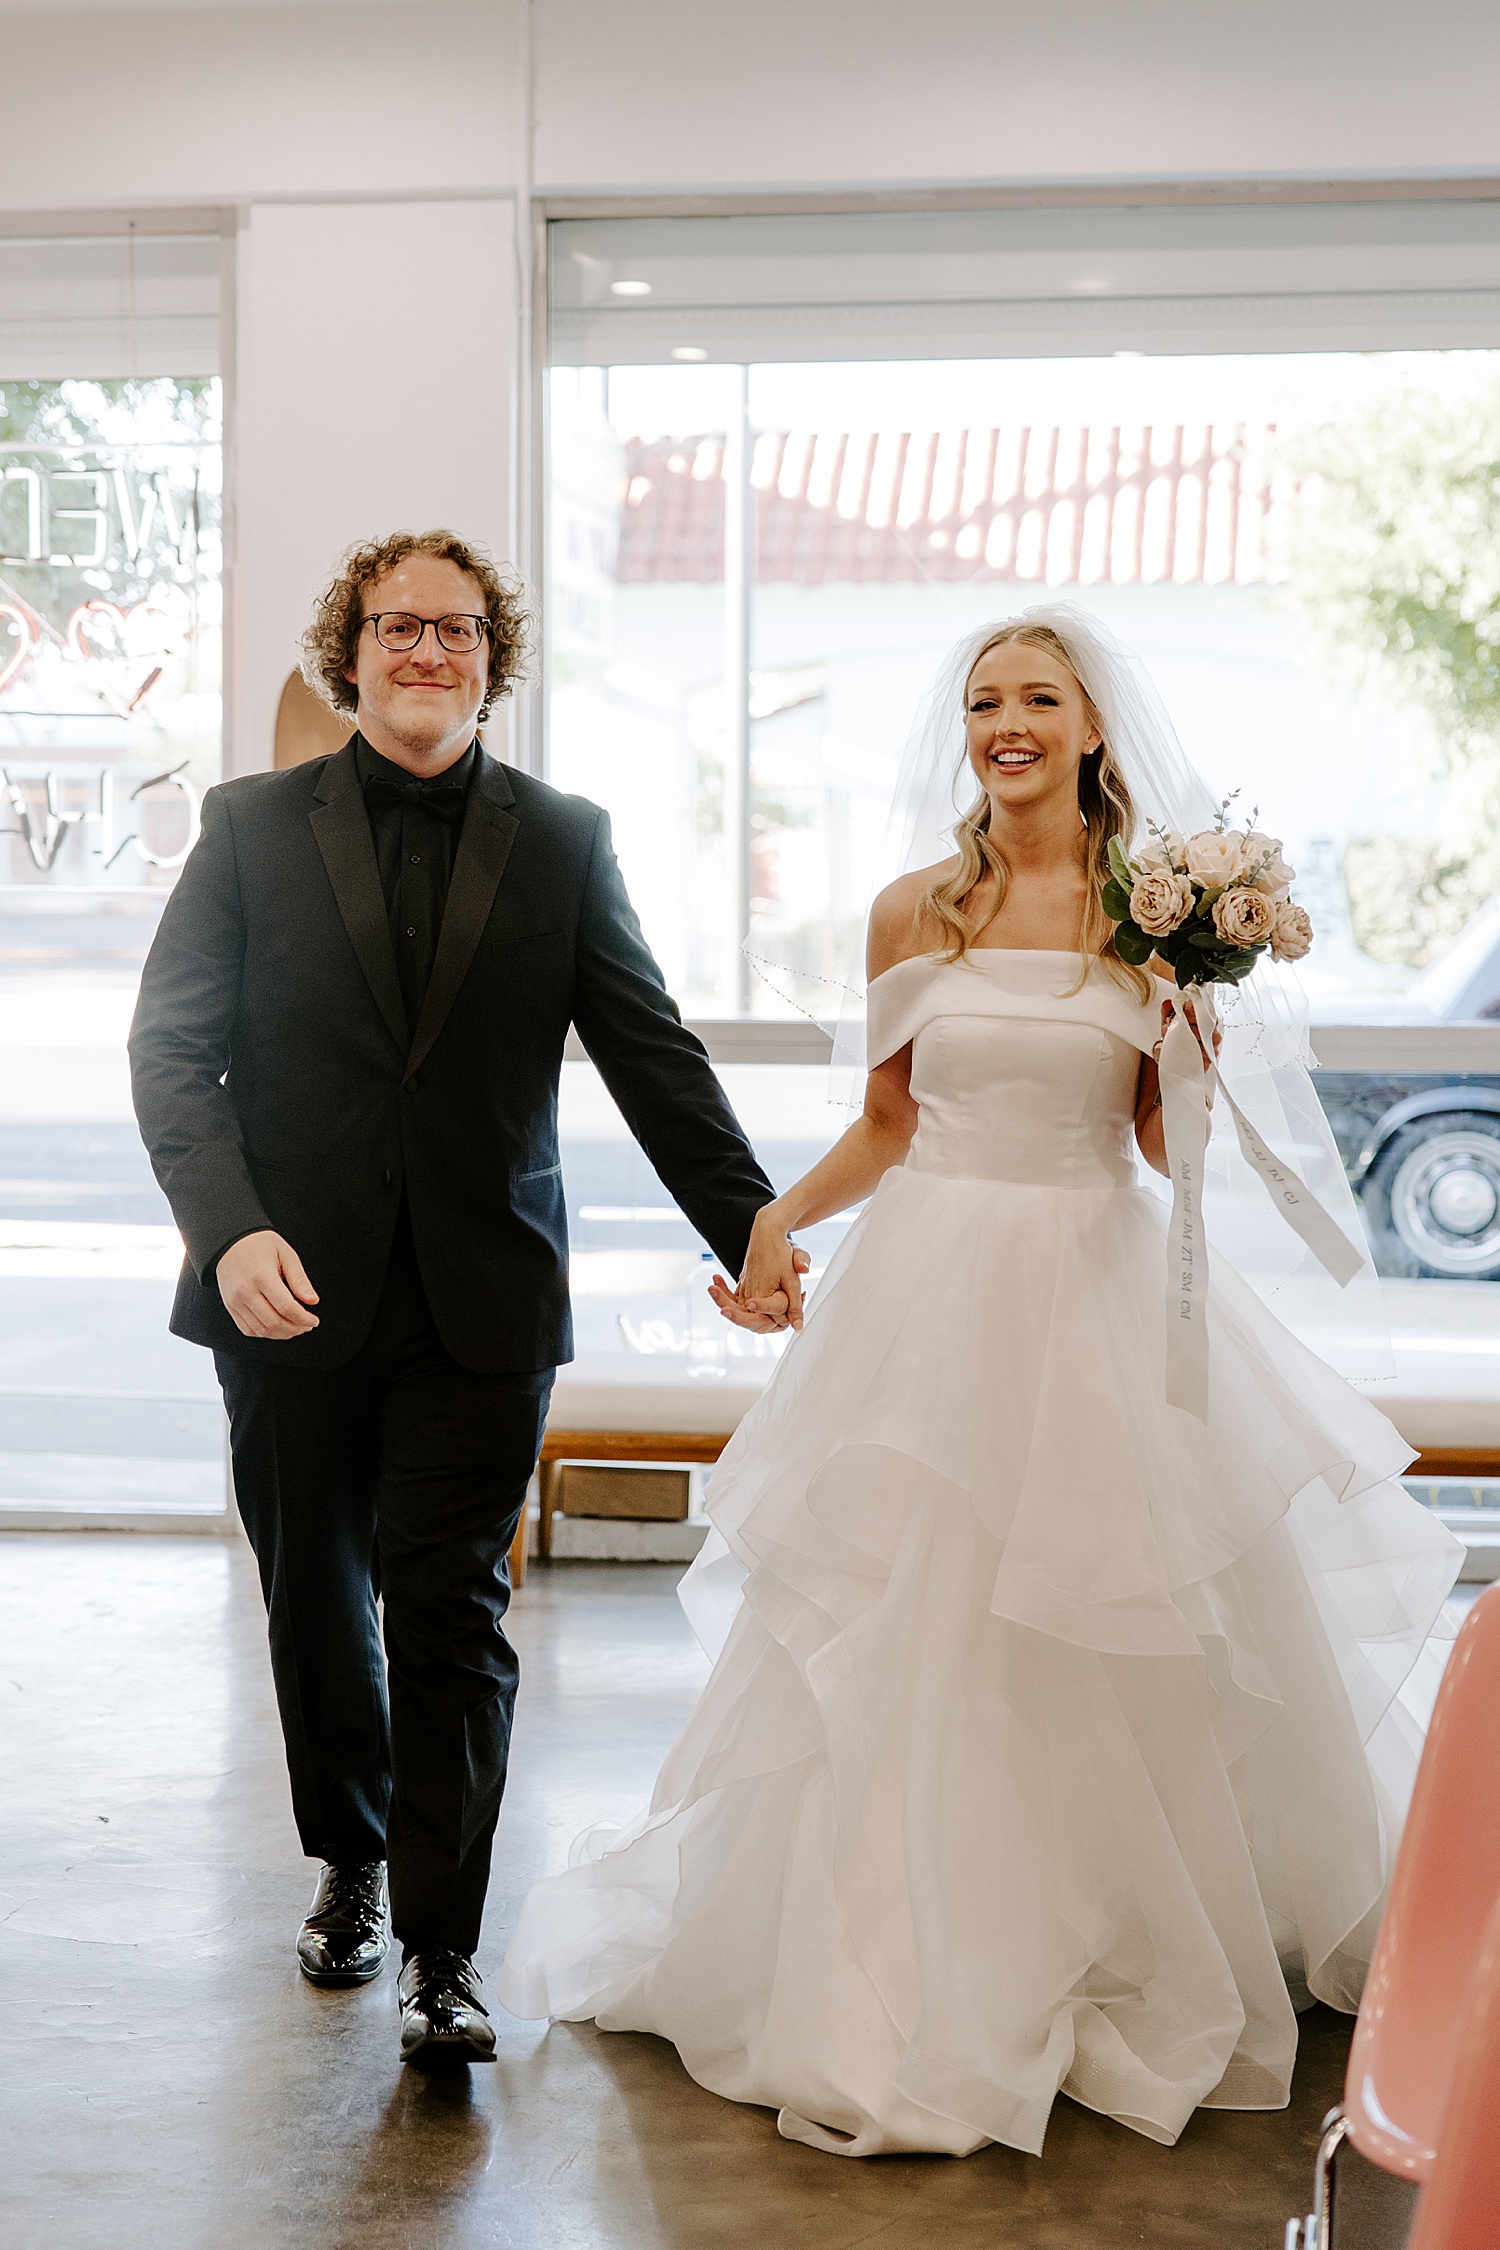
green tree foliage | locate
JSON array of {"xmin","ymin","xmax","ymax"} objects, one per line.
[
  {"xmin": 0, "ymin": 376, "xmax": 218, "ymax": 450},
  {"xmin": 1283, "ymin": 377, "xmax": 1500, "ymax": 964}
]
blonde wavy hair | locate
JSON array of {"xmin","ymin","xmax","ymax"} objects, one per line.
[{"xmin": 918, "ymin": 621, "xmax": 1150, "ymax": 1001}]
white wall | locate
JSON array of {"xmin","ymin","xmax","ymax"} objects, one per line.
[
  {"xmin": 232, "ymin": 198, "xmax": 517, "ymax": 776},
  {"xmin": 5, "ymin": 0, "xmax": 1500, "ymax": 216},
  {"xmin": 531, "ymin": 0, "xmax": 1500, "ymax": 192},
  {"xmin": 0, "ymin": 2, "xmax": 517, "ymax": 209}
]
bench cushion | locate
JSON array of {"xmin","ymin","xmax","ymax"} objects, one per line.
[{"xmin": 548, "ymin": 1352, "xmax": 774, "ymax": 1438}]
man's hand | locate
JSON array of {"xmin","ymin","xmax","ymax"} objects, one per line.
[
  {"xmin": 216, "ymin": 1230, "xmax": 321, "ymax": 1340},
  {"xmin": 706, "ymin": 1208, "xmax": 813, "ymax": 1334},
  {"xmin": 707, "ymin": 1250, "xmax": 812, "ymax": 1334}
]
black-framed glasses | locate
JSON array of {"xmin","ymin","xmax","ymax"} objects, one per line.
[{"xmin": 363, "ymin": 612, "xmax": 490, "ymax": 654}]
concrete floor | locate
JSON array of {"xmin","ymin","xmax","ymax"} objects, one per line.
[{"xmin": 0, "ymin": 1536, "xmax": 1418, "ymax": 2250}]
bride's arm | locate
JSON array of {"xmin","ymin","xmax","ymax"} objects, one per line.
[
  {"xmin": 711, "ymin": 878, "xmax": 932, "ymax": 1332},
  {"xmin": 1135, "ymin": 990, "xmax": 1218, "ymax": 1177},
  {"xmin": 1135, "ymin": 1051, "xmax": 1168, "ymax": 1177},
  {"xmin": 709, "ymin": 1050, "xmax": 918, "ymax": 1332}
]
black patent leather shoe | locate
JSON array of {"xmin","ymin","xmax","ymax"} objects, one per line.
[
  {"xmin": 398, "ymin": 1949, "xmax": 497, "ymax": 2065},
  {"xmin": 297, "ymin": 1860, "xmax": 390, "ymax": 1986}
]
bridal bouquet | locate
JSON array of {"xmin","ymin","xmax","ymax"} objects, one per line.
[{"xmin": 1102, "ymin": 810, "xmax": 1313, "ymax": 990}]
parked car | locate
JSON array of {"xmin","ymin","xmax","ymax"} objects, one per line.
[{"xmin": 1310, "ymin": 898, "xmax": 1500, "ymax": 1280}]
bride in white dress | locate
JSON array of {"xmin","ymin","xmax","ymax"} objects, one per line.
[{"xmin": 498, "ymin": 605, "xmax": 1462, "ymax": 2159}]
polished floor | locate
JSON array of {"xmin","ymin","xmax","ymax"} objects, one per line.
[{"xmin": 0, "ymin": 1535, "xmax": 1418, "ymax": 2250}]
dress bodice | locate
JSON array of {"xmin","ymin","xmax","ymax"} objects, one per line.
[{"xmin": 867, "ymin": 951, "xmax": 1158, "ymax": 1191}]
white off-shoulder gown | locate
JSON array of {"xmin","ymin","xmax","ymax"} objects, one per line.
[{"xmin": 498, "ymin": 951, "xmax": 1462, "ymax": 2158}]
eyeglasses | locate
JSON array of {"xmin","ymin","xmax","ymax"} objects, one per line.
[{"xmin": 363, "ymin": 612, "xmax": 490, "ymax": 654}]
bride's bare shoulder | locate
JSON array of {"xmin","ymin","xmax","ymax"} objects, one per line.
[{"xmin": 868, "ymin": 860, "xmax": 958, "ymax": 980}]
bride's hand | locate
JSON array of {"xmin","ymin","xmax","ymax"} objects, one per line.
[
  {"xmin": 1159, "ymin": 997, "xmax": 1223, "ymax": 1073},
  {"xmin": 708, "ymin": 1209, "xmax": 812, "ymax": 1332},
  {"xmin": 707, "ymin": 1266, "xmax": 808, "ymax": 1333}
]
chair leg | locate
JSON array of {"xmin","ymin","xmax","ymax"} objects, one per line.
[
  {"xmin": 1300, "ymin": 2107, "xmax": 1348, "ymax": 2250},
  {"xmin": 1315, "ymin": 2106, "xmax": 1348, "ymax": 2247},
  {"xmin": 537, "ymin": 1459, "xmax": 562, "ymax": 1559},
  {"xmin": 1286, "ymin": 2107, "xmax": 1348, "ymax": 2248},
  {"xmin": 507, "ymin": 1502, "xmax": 528, "ymax": 1590}
]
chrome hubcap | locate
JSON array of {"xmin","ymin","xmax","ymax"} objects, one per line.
[{"xmin": 1390, "ymin": 1130, "xmax": 1500, "ymax": 1275}]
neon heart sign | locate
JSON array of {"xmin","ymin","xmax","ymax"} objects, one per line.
[
  {"xmin": 0, "ymin": 603, "xmax": 34, "ymax": 698},
  {"xmin": 66, "ymin": 599, "xmax": 175, "ymax": 718}
]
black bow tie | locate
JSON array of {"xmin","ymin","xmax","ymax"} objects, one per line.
[{"xmin": 363, "ymin": 773, "xmax": 468, "ymax": 824}]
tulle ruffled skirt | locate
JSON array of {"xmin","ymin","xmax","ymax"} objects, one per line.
[{"xmin": 497, "ymin": 1166, "xmax": 1463, "ymax": 2157}]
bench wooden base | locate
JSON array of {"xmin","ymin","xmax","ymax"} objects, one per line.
[
  {"xmin": 1408, "ymin": 1449, "xmax": 1500, "ymax": 1482},
  {"xmin": 507, "ymin": 1429, "xmax": 731, "ymax": 1583}
]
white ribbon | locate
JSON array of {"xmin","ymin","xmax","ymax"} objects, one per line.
[{"xmin": 1158, "ymin": 987, "xmax": 1364, "ymax": 1421}]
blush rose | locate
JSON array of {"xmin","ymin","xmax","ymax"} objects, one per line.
[
  {"xmin": 1269, "ymin": 900, "xmax": 1314, "ymax": 962},
  {"xmin": 1185, "ymin": 831, "xmax": 1248, "ymax": 888},
  {"xmin": 1212, "ymin": 886, "xmax": 1276, "ymax": 948},
  {"xmin": 1129, "ymin": 867, "xmax": 1195, "ymax": 937}
]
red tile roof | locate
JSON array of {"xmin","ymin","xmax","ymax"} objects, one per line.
[{"xmin": 614, "ymin": 425, "xmax": 1284, "ymax": 587}]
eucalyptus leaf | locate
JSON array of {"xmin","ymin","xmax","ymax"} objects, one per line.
[
  {"xmin": 1101, "ymin": 878, "xmax": 1133, "ymax": 920},
  {"xmin": 1107, "ymin": 835, "xmax": 1135, "ymax": 888},
  {"xmin": 1114, "ymin": 922, "xmax": 1155, "ymax": 965}
]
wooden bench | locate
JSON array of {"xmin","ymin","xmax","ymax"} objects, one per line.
[{"xmin": 507, "ymin": 1355, "xmax": 774, "ymax": 1585}]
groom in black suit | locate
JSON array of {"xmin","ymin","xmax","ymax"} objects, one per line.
[{"xmin": 129, "ymin": 529, "xmax": 774, "ymax": 2062}]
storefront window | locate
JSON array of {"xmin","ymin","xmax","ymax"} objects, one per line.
[
  {"xmin": 549, "ymin": 349, "xmax": 1500, "ymax": 1019},
  {"xmin": 0, "ymin": 376, "xmax": 224, "ymax": 1522}
]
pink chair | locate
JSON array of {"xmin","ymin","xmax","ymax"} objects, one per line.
[
  {"xmin": 1286, "ymin": 1583, "xmax": 1500, "ymax": 2249},
  {"xmin": 1407, "ymin": 1887, "xmax": 1500, "ymax": 2250}
]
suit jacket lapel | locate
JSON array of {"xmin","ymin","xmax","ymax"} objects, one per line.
[
  {"xmin": 405, "ymin": 751, "xmax": 519, "ymax": 1078},
  {"xmin": 308, "ymin": 740, "xmax": 410, "ymax": 1055}
]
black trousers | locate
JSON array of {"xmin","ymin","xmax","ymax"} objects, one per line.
[{"xmin": 216, "ymin": 1208, "xmax": 553, "ymax": 1955}]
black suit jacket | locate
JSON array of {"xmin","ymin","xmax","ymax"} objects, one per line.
[{"xmin": 128, "ymin": 741, "xmax": 774, "ymax": 1371}]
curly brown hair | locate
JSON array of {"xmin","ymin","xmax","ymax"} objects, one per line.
[{"xmin": 300, "ymin": 529, "xmax": 531, "ymax": 723}]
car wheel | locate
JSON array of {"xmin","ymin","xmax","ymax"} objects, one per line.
[{"xmin": 1362, "ymin": 1113, "xmax": 1500, "ymax": 1280}]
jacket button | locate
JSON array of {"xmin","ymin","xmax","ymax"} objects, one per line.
[{"xmin": 404, "ymin": 1076, "xmax": 419, "ymax": 1093}]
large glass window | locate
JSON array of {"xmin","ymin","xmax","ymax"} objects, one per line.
[
  {"xmin": 0, "ymin": 374, "xmax": 224, "ymax": 1524},
  {"xmin": 551, "ymin": 348, "xmax": 1484, "ymax": 1021}
]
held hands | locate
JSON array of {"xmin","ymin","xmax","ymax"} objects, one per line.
[
  {"xmin": 217, "ymin": 1229, "xmax": 321, "ymax": 1340},
  {"xmin": 707, "ymin": 1206, "xmax": 812, "ymax": 1334}
]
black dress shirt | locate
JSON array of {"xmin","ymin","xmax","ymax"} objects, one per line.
[{"xmin": 355, "ymin": 733, "xmax": 477, "ymax": 1030}]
